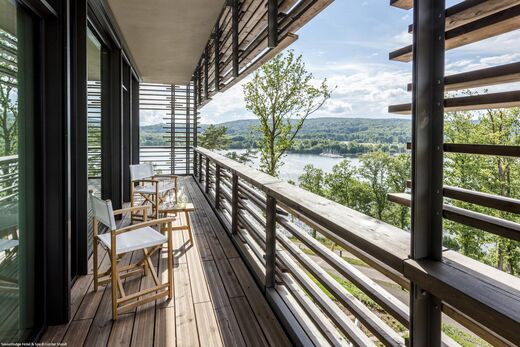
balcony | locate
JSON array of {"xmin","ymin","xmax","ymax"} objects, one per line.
[
  {"xmin": 40, "ymin": 176, "xmax": 291, "ymax": 346},
  {"xmin": 34, "ymin": 149, "xmax": 520, "ymax": 346},
  {"xmin": 1, "ymin": 0, "xmax": 520, "ymax": 345}
]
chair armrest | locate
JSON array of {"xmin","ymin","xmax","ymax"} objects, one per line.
[
  {"xmin": 113, "ymin": 205, "xmax": 151, "ymax": 215},
  {"xmin": 153, "ymin": 174, "xmax": 178, "ymax": 178},
  {"xmin": 115, "ymin": 217, "xmax": 175, "ymax": 234},
  {"xmin": 153, "ymin": 175, "xmax": 178, "ymax": 182},
  {"xmin": 133, "ymin": 179, "xmax": 159, "ymax": 184}
]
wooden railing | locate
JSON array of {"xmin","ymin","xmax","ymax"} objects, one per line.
[
  {"xmin": 194, "ymin": 147, "xmax": 520, "ymax": 346},
  {"xmin": 0, "ymin": 155, "xmax": 18, "ymax": 206}
]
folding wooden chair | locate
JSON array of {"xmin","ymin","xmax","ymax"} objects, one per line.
[
  {"xmin": 130, "ymin": 163, "xmax": 178, "ymax": 220},
  {"xmin": 89, "ymin": 191, "xmax": 174, "ymax": 320}
]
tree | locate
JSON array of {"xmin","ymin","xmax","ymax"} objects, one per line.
[
  {"xmin": 243, "ymin": 50, "xmax": 331, "ymax": 176},
  {"xmin": 299, "ymin": 164, "xmax": 325, "ymax": 196},
  {"xmin": 0, "ymin": 30, "xmax": 17, "ymax": 157},
  {"xmin": 199, "ymin": 124, "xmax": 231, "ymax": 150},
  {"xmin": 387, "ymin": 154, "xmax": 411, "ymax": 229},
  {"xmin": 444, "ymin": 105, "xmax": 520, "ymax": 274},
  {"xmin": 324, "ymin": 159, "xmax": 357, "ymax": 206},
  {"xmin": 225, "ymin": 149, "xmax": 255, "ymax": 164},
  {"xmin": 358, "ymin": 151, "xmax": 392, "ymax": 220}
]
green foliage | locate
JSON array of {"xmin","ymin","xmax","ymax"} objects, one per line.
[
  {"xmin": 243, "ymin": 50, "xmax": 331, "ymax": 176},
  {"xmin": 224, "ymin": 149, "xmax": 257, "ymax": 164},
  {"xmin": 296, "ymin": 107, "xmax": 520, "ymax": 275},
  {"xmin": 444, "ymin": 107, "xmax": 520, "ymax": 274},
  {"xmin": 199, "ymin": 124, "xmax": 231, "ymax": 150},
  {"xmin": 140, "ymin": 118, "xmax": 411, "ymax": 153},
  {"xmin": 299, "ymin": 164, "xmax": 326, "ymax": 196},
  {"xmin": 442, "ymin": 324, "xmax": 491, "ymax": 347},
  {"xmin": 0, "ymin": 30, "xmax": 18, "ymax": 157},
  {"xmin": 298, "ymin": 152, "xmax": 411, "ymax": 230}
]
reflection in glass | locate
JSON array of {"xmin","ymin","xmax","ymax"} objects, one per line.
[
  {"xmin": 87, "ymin": 29, "xmax": 103, "ymax": 255},
  {"xmin": 0, "ymin": 0, "xmax": 37, "ymax": 341}
]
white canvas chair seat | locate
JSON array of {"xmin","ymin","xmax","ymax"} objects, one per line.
[
  {"xmin": 135, "ymin": 183, "xmax": 175, "ymax": 195},
  {"xmin": 97, "ymin": 226, "xmax": 167, "ymax": 254}
]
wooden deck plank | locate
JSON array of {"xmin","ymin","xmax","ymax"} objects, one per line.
[
  {"xmin": 201, "ymin": 260, "xmax": 246, "ymax": 347},
  {"xmin": 107, "ymin": 313, "xmax": 135, "ymax": 347},
  {"xmin": 173, "ymin": 225, "xmax": 188, "ymax": 265},
  {"xmin": 215, "ymin": 259, "xmax": 244, "ymax": 299},
  {"xmin": 131, "ymin": 252, "xmax": 160, "ymax": 347},
  {"xmin": 108, "ymin": 250, "xmax": 145, "ymax": 347},
  {"xmin": 154, "ymin": 307, "xmax": 176, "ymax": 347},
  {"xmin": 62, "ymin": 319, "xmax": 92, "ymax": 347},
  {"xmin": 84, "ymin": 253, "xmax": 132, "ymax": 347},
  {"xmin": 194, "ymin": 302, "xmax": 224, "ymax": 347},
  {"xmin": 184, "ymin": 228, "xmax": 211, "ymax": 304},
  {"xmin": 185, "ymin": 179, "xmax": 239, "ymax": 260},
  {"xmin": 175, "ymin": 263, "xmax": 200, "ymax": 347},
  {"xmin": 230, "ymin": 296, "xmax": 270, "ymax": 347},
  {"xmin": 228, "ymin": 257, "xmax": 292, "ymax": 347},
  {"xmin": 74, "ymin": 248, "xmax": 112, "ymax": 320}
]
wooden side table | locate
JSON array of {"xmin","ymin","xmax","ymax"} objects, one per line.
[{"xmin": 158, "ymin": 201, "xmax": 195, "ymax": 242}]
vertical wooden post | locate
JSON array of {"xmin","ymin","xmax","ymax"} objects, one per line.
[
  {"xmin": 265, "ymin": 195, "xmax": 277, "ymax": 289},
  {"xmin": 231, "ymin": 173, "xmax": 239, "ymax": 234},
  {"xmin": 205, "ymin": 157, "xmax": 210, "ymax": 194},
  {"xmin": 198, "ymin": 153, "xmax": 203, "ymax": 183},
  {"xmin": 204, "ymin": 47, "xmax": 209, "ymax": 100},
  {"xmin": 215, "ymin": 164, "xmax": 221, "ymax": 209},
  {"xmin": 268, "ymin": 0, "xmax": 278, "ymax": 48},
  {"xmin": 231, "ymin": 0, "xmax": 239, "ymax": 77},
  {"xmin": 214, "ymin": 23, "xmax": 220, "ymax": 92},
  {"xmin": 410, "ymin": 0, "xmax": 445, "ymax": 345},
  {"xmin": 194, "ymin": 150, "xmax": 198, "ymax": 178}
]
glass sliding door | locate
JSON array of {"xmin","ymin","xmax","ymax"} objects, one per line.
[
  {"xmin": 0, "ymin": 0, "xmax": 39, "ymax": 341},
  {"xmin": 86, "ymin": 28, "xmax": 104, "ymax": 255}
]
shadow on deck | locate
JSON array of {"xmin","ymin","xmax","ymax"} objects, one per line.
[{"xmin": 40, "ymin": 177, "xmax": 291, "ymax": 347}]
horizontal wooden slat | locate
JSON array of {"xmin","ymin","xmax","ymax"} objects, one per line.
[
  {"xmin": 276, "ymin": 237, "xmax": 393, "ymax": 346},
  {"xmin": 407, "ymin": 62, "xmax": 520, "ymax": 92},
  {"xmin": 405, "ymin": 142, "xmax": 520, "ymax": 157},
  {"xmin": 277, "ymin": 215, "xmax": 409, "ymax": 326},
  {"xmin": 406, "ymin": 0, "xmax": 520, "ymax": 32},
  {"xmin": 444, "ymin": 204, "xmax": 520, "ymax": 242},
  {"xmin": 390, "ymin": 0, "xmax": 412, "ymax": 10},
  {"xmin": 443, "ymin": 143, "xmax": 520, "ymax": 157},
  {"xmin": 279, "ymin": 273, "xmax": 351, "ymax": 346},
  {"xmin": 404, "ymin": 252, "xmax": 520, "ymax": 345},
  {"xmin": 391, "ymin": 5, "xmax": 520, "ymax": 62},
  {"xmin": 389, "ymin": 91, "xmax": 520, "ymax": 114},
  {"xmin": 388, "ymin": 192, "xmax": 520, "ymax": 241},
  {"xmin": 443, "ymin": 185, "xmax": 520, "ymax": 214}
]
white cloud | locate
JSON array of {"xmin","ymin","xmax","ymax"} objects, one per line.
[{"xmin": 199, "ymin": 76, "xmax": 252, "ymax": 124}]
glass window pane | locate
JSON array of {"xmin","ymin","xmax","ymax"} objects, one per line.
[
  {"xmin": 87, "ymin": 28, "xmax": 103, "ymax": 256},
  {"xmin": 0, "ymin": 0, "xmax": 38, "ymax": 341}
]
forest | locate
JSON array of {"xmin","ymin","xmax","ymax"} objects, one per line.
[
  {"xmin": 141, "ymin": 117, "xmax": 411, "ymax": 155},
  {"xmin": 296, "ymin": 108, "xmax": 520, "ymax": 276}
]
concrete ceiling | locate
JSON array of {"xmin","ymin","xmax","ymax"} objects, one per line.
[{"xmin": 107, "ymin": 0, "xmax": 225, "ymax": 84}]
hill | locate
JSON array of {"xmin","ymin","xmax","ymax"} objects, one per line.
[
  {"xmin": 140, "ymin": 117, "xmax": 411, "ymax": 150},
  {"xmin": 203, "ymin": 117, "xmax": 411, "ymax": 144}
]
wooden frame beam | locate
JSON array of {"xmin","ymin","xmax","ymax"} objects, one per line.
[
  {"xmin": 409, "ymin": 0, "xmax": 445, "ymax": 344},
  {"xmin": 268, "ymin": 0, "xmax": 278, "ymax": 47}
]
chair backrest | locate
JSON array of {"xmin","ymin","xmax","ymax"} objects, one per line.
[
  {"xmin": 89, "ymin": 191, "xmax": 117, "ymax": 231},
  {"xmin": 130, "ymin": 163, "xmax": 154, "ymax": 181}
]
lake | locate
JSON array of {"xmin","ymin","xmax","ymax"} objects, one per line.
[{"xmin": 222, "ymin": 150, "xmax": 361, "ymax": 182}]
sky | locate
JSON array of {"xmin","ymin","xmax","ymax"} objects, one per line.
[{"xmin": 141, "ymin": 0, "xmax": 520, "ymax": 125}]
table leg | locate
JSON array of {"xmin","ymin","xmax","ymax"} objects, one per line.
[{"xmin": 186, "ymin": 211, "xmax": 193, "ymax": 242}]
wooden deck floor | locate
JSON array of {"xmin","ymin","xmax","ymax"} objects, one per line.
[{"xmin": 40, "ymin": 177, "xmax": 292, "ymax": 347}]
